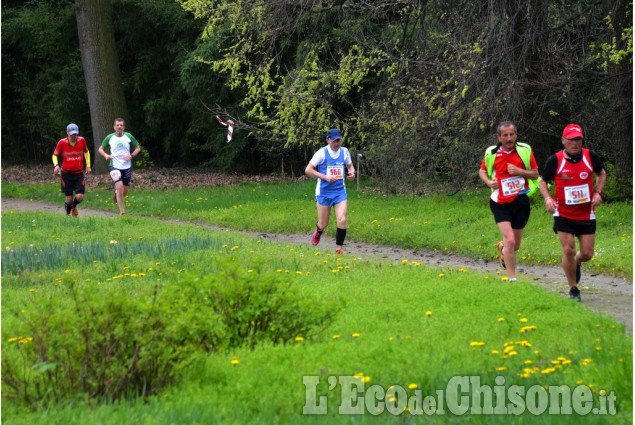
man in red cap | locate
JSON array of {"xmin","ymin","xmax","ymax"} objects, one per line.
[
  {"xmin": 539, "ymin": 124, "xmax": 606, "ymax": 301},
  {"xmin": 53, "ymin": 123, "xmax": 92, "ymax": 217}
]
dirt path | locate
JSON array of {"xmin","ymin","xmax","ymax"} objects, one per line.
[{"xmin": 2, "ymin": 197, "xmax": 632, "ymax": 333}]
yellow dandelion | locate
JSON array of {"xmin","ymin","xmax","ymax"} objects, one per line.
[
  {"xmin": 231, "ymin": 356, "xmax": 239, "ymax": 365},
  {"xmin": 333, "ymin": 334, "xmax": 341, "ymax": 339},
  {"xmin": 408, "ymin": 383, "xmax": 418, "ymax": 389},
  {"xmin": 426, "ymin": 311, "xmax": 432, "ymax": 316},
  {"xmin": 352, "ymin": 333, "xmax": 360, "ymax": 338},
  {"xmin": 438, "ymin": 273, "xmax": 445, "ymax": 278},
  {"xmin": 295, "ymin": 336, "xmax": 304, "ymax": 342},
  {"xmin": 402, "ymin": 259, "xmax": 408, "ymax": 265}
]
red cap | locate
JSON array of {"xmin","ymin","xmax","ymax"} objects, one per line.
[{"xmin": 562, "ymin": 124, "xmax": 584, "ymax": 139}]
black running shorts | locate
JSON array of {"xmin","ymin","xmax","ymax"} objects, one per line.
[
  {"xmin": 60, "ymin": 172, "xmax": 85, "ymax": 196},
  {"xmin": 553, "ymin": 216, "xmax": 596, "ymax": 236},
  {"xmin": 489, "ymin": 194, "xmax": 530, "ymax": 229}
]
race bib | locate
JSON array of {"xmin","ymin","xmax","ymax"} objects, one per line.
[
  {"xmin": 501, "ymin": 176, "xmax": 525, "ymax": 196},
  {"xmin": 564, "ymin": 184, "xmax": 591, "ymax": 205},
  {"xmin": 109, "ymin": 169, "xmax": 122, "ymax": 182},
  {"xmin": 326, "ymin": 165, "xmax": 343, "ymax": 180}
]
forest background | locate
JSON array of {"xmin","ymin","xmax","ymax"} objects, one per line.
[{"xmin": 1, "ymin": 0, "xmax": 632, "ymax": 198}]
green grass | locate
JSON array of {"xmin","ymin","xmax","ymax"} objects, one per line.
[
  {"xmin": 2, "ymin": 180, "xmax": 632, "ymax": 278},
  {"xmin": 1, "ymin": 208, "xmax": 632, "ymax": 424}
]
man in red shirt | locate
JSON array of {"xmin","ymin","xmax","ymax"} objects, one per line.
[
  {"xmin": 539, "ymin": 124, "xmax": 606, "ymax": 302},
  {"xmin": 52, "ymin": 123, "xmax": 92, "ymax": 217},
  {"xmin": 479, "ymin": 121, "xmax": 539, "ymax": 281}
]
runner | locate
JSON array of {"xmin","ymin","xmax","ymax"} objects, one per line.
[
  {"xmin": 98, "ymin": 118, "xmax": 141, "ymax": 215},
  {"xmin": 539, "ymin": 124, "xmax": 606, "ymax": 302},
  {"xmin": 479, "ymin": 121, "xmax": 539, "ymax": 281},
  {"xmin": 52, "ymin": 123, "xmax": 91, "ymax": 217},
  {"xmin": 305, "ymin": 128, "xmax": 356, "ymax": 254}
]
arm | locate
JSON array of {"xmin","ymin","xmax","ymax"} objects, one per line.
[
  {"xmin": 539, "ymin": 178, "xmax": 556, "ymax": 214},
  {"xmin": 84, "ymin": 150, "xmax": 92, "ymax": 174},
  {"xmin": 346, "ymin": 162, "xmax": 356, "ymax": 181},
  {"xmin": 52, "ymin": 153, "xmax": 60, "ymax": 174},
  {"xmin": 506, "ymin": 164, "xmax": 539, "ymax": 180},
  {"xmin": 98, "ymin": 146, "xmax": 112, "ymax": 161},
  {"xmin": 129, "ymin": 145, "xmax": 141, "ymax": 161},
  {"xmin": 479, "ymin": 168, "xmax": 497, "ymax": 189},
  {"xmin": 592, "ymin": 169, "xmax": 607, "ymax": 207},
  {"xmin": 124, "ymin": 134, "xmax": 141, "ymax": 161}
]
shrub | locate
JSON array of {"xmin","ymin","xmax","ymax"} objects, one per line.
[
  {"xmin": 1, "ymin": 257, "xmax": 340, "ymax": 409},
  {"xmin": 1, "ymin": 282, "xmax": 182, "ymax": 408},
  {"xmin": 166, "ymin": 257, "xmax": 341, "ymax": 349}
]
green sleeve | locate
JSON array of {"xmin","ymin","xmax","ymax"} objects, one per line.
[
  {"xmin": 101, "ymin": 133, "xmax": 114, "ymax": 149},
  {"xmin": 125, "ymin": 132, "xmax": 140, "ymax": 148}
]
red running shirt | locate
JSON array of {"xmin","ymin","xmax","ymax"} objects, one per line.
[{"xmin": 53, "ymin": 137, "xmax": 89, "ymax": 174}]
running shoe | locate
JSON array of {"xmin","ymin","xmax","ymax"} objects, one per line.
[
  {"xmin": 336, "ymin": 249, "xmax": 343, "ymax": 255},
  {"xmin": 311, "ymin": 228, "xmax": 322, "ymax": 246},
  {"xmin": 71, "ymin": 206, "xmax": 79, "ymax": 217},
  {"xmin": 576, "ymin": 264, "xmax": 581, "ymax": 284},
  {"xmin": 496, "ymin": 241, "xmax": 506, "ymax": 269},
  {"xmin": 569, "ymin": 286, "xmax": 581, "ymax": 302}
]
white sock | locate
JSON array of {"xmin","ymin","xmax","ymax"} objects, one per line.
[{"xmin": 508, "ymin": 278, "xmax": 517, "ymax": 282}]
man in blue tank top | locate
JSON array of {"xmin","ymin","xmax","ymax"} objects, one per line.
[{"xmin": 305, "ymin": 128, "xmax": 356, "ymax": 254}]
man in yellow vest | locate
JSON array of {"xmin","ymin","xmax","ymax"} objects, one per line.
[{"xmin": 479, "ymin": 121, "xmax": 539, "ymax": 281}]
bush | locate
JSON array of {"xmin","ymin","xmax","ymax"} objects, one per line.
[
  {"xmin": 601, "ymin": 162, "xmax": 632, "ymax": 203},
  {"xmin": 166, "ymin": 258, "xmax": 341, "ymax": 349},
  {"xmin": 1, "ymin": 257, "xmax": 340, "ymax": 409},
  {"xmin": 1, "ymin": 281, "xmax": 181, "ymax": 408}
]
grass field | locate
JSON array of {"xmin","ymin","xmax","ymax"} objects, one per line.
[
  {"xmin": 1, "ymin": 180, "xmax": 632, "ymax": 424},
  {"xmin": 2, "ymin": 179, "xmax": 632, "ymax": 277}
]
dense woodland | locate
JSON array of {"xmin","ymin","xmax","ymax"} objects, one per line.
[{"xmin": 1, "ymin": 0, "xmax": 632, "ymax": 197}]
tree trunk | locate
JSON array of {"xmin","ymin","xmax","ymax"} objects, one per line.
[
  {"xmin": 604, "ymin": 0, "xmax": 632, "ymax": 194},
  {"xmin": 75, "ymin": 0, "xmax": 128, "ymax": 174}
]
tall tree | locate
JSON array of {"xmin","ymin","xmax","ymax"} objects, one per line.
[{"xmin": 75, "ymin": 0, "xmax": 128, "ymax": 174}]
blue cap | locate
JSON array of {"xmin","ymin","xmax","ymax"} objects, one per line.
[
  {"xmin": 326, "ymin": 128, "xmax": 342, "ymax": 141},
  {"xmin": 67, "ymin": 123, "xmax": 79, "ymax": 135}
]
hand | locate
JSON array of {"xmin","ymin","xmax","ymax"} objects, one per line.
[
  {"xmin": 104, "ymin": 154, "xmax": 111, "ymax": 161},
  {"xmin": 53, "ymin": 165, "xmax": 60, "ymax": 174},
  {"xmin": 544, "ymin": 197, "xmax": 557, "ymax": 214},
  {"xmin": 507, "ymin": 163, "xmax": 522, "ymax": 175},
  {"xmin": 347, "ymin": 172, "xmax": 356, "ymax": 181},
  {"xmin": 86, "ymin": 167, "xmax": 92, "ymax": 175},
  {"xmin": 591, "ymin": 192, "xmax": 603, "ymax": 207},
  {"xmin": 487, "ymin": 178, "xmax": 498, "ymax": 189}
]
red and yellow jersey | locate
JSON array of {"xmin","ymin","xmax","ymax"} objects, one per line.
[
  {"xmin": 53, "ymin": 137, "xmax": 89, "ymax": 174},
  {"xmin": 480, "ymin": 147, "xmax": 538, "ymax": 204}
]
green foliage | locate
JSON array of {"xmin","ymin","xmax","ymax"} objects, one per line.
[
  {"xmin": 1, "ymin": 1, "xmax": 88, "ymax": 163},
  {"xmin": 168, "ymin": 259, "xmax": 341, "ymax": 349},
  {"xmin": 601, "ymin": 162, "xmax": 632, "ymax": 203},
  {"xmin": 1, "ymin": 216, "xmax": 340, "ymax": 409},
  {"xmin": 2, "ymin": 281, "xmax": 180, "ymax": 407}
]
